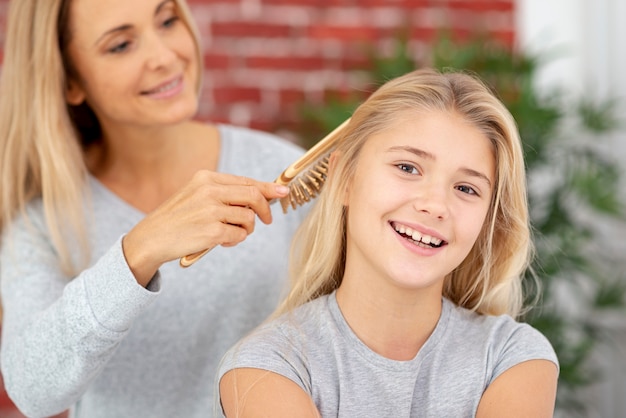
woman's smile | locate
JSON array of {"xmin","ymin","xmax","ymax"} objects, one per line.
[{"xmin": 141, "ymin": 75, "xmax": 185, "ymax": 99}]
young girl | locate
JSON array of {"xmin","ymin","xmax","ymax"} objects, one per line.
[
  {"xmin": 218, "ymin": 69, "xmax": 559, "ymax": 417},
  {"xmin": 0, "ymin": 0, "xmax": 306, "ymax": 417}
]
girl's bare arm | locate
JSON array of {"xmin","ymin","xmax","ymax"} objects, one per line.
[
  {"xmin": 476, "ymin": 359, "xmax": 558, "ymax": 418},
  {"xmin": 220, "ymin": 368, "xmax": 321, "ymax": 418}
]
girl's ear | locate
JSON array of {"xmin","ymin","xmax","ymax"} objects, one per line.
[{"xmin": 65, "ymin": 78, "xmax": 86, "ymax": 105}]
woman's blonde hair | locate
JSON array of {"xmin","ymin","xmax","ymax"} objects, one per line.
[
  {"xmin": 0, "ymin": 0, "xmax": 203, "ymax": 276},
  {"xmin": 275, "ymin": 68, "xmax": 532, "ymax": 318}
]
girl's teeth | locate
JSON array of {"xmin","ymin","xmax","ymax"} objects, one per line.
[
  {"xmin": 393, "ymin": 223, "xmax": 441, "ymax": 247},
  {"xmin": 410, "ymin": 231, "xmax": 422, "ymax": 242}
]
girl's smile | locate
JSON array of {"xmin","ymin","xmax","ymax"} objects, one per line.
[
  {"xmin": 341, "ymin": 109, "xmax": 495, "ymax": 293},
  {"xmin": 391, "ymin": 220, "xmax": 446, "ymax": 248}
]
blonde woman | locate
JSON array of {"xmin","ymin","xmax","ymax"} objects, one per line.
[
  {"xmin": 0, "ymin": 0, "xmax": 307, "ymax": 417},
  {"xmin": 219, "ymin": 69, "xmax": 559, "ymax": 417}
]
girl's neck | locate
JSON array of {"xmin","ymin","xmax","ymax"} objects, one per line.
[{"xmin": 335, "ymin": 280, "xmax": 443, "ymax": 361}]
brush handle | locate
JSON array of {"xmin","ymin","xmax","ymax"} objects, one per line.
[
  {"xmin": 179, "ymin": 246, "xmax": 215, "ymax": 268},
  {"xmin": 275, "ymin": 118, "xmax": 350, "ymax": 185}
]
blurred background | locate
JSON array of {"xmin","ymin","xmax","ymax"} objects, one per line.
[{"xmin": 0, "ymin": 0, "xmax": 625, "ymax": 417}]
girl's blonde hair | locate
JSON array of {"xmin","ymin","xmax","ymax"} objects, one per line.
[
  {"xmin": 276, "ymin": 68, "xmax": 532, "ymax": 318},
  {"xmin": 0, "ymin": 0, "xmax": 203, "ymax": 276}
]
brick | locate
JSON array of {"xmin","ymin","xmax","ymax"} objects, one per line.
[
  {"xmin": 408, "ymin": 26, "xmax": 439, "ymax": 42},
  {"xmin": 246, "ymin": 55, "xmax": 328, "ymax": 70},
  {"xmin": 212, "ymin": 21, "xmax": 292, "ymax": 38},
  {"xmin": 447, "ymin": 0, "xmax": 514, "ymax": 13},
  {"xmin": 308, "ymin": 25, "xmax": 382, "ymax": 42},
  {"xmin": 203, "ymin": 53, "xmax": 231, "ymax": 70},
  {"xmin": 279, "ymin": 88, "xmax": 308, "ymax": 106},
  {"xmin": 260, "ymin": 0, "xmax": 356, "ymax": 6},
  {"xmin": 213, "ymin": 86, "xmax": 262, "ymax": 103}
]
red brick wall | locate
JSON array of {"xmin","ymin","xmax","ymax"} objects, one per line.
[
  {"xmin": 0, "ymin": 0, "xmax": 514, "ymax": 133},
  {"xmin": 189, "ymin": 0, "xmax": 515, "ymax": 132}
]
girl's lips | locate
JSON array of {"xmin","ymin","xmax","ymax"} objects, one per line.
[{"xmin": 389, "ymin": 221, "xmax": 447, "ymax": 247}]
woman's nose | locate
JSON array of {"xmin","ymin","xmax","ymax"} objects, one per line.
[{"xmin": 144, "ymin": 33, "xmax": 177, "ymax": 70}]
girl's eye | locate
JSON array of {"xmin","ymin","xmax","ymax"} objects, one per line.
[
  {"xmin": 396, "ymin": 163, "xmax": 419, "ymax": 175},
  {"xmin": 108, "ymin": 41, "xmax": 131, "ymax": 54},
  {"xmin": 456, "ymin": 185, "xmax": 478, "ymax": 195}
]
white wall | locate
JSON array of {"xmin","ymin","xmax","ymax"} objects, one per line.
[
  {"xmin": 516, "ymin": 0, "xmax": 626, "ymax": 165},
  {"xmin": 516, "ymin": 0, "xmax": 626, "ymax": 263},
  {"xmin": 516, "ymin": 2, "xmax": 626, "ymax": 417}
]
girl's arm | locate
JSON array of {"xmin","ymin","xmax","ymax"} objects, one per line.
[
  {"xmin": 476, "ymin": 359, "xmax": 558, "ymax": 418},
  {"xmin": 220, "ymin": 368, "xmax": 321, "ymax": 418}
]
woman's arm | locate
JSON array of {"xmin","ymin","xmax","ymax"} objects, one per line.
[
  {"xmin": 476, "ymin": 359, "xmax": 558, "ymax": 418},
  {"xmin": 220, "ymin": 368, "xmax": 321, "ymax": 418},
  {"xmin": 1, "ymin": 215, "xmax": 159, "ymax": 417}
]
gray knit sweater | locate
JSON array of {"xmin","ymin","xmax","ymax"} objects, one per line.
[{"xmin": 0, "ymin": 125, "xmax": 307, "ymax": 418}]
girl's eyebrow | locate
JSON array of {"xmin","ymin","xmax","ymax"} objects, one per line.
[
  {"xmin": 386, "ymin": 145, "xmax": 492, "ymax": 188},
  {"xmin": 387, "ymin": 145, "xmax": 435, "ymax": 160},
  {"xmin": 94, "ymin": 0, "xmax": 173, "ymax": 46},
  {"xmin": 459, "ymin": 167, "xmax": 492, "ymax": 188}
]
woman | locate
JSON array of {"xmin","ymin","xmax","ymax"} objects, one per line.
[
  {"xmin": 0, "ymin": 0, "xmax": 306, "ymax": 417},
  {"xmin": 219, "ymin": 69, "xmax": 559, "ymax": 417}
]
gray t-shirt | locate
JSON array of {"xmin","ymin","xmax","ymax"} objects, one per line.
[
  {"xmin": 0, "ymin": 125, "xmax": 307, "ymax": 418},
  {"xmin": 219, "ymin": 291, "xmax": 559, "ymax": 418}
]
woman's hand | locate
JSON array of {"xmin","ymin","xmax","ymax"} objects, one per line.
[{"xmin": 122, "ymin": 170, "xmax": 289, "ymax": 286}]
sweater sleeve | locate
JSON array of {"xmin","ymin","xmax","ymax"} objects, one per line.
[{"xmin": 0, "ymin": 212, "xmax": 161, "ymax": 417}]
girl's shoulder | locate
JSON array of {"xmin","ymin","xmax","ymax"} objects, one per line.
[
  {"xmin": 217, "ymin": 295, "xmax": 332, "ymax": 390},
  {"xmin": 445, "ymin": 299, "xmax": 543, "ymax": 340},
  {"xmin": 256, "ymin": 295, "xmax": 332, "ymax": 343},
  {"xmin": 442, "ymin": 299, "xmax": 559, "ymax": 371}
]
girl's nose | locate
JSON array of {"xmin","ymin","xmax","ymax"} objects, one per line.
[{"xmin": 412, "ymin": 184, "xmax": 449, "ymax": 220}]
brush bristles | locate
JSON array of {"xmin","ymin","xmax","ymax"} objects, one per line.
[{"xmin": 279, "ymin": 155, "xmax": 330, "ymax": 213}]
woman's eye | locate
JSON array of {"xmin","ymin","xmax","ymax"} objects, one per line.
[
  {"xmin": 396, "ymin": 163, "xmax": 419, "ymax": 175},
  {"xmin": 161, "ymin": 16, "xmax": 180, "ymax": 28},
  {"xmin": 457, "ymin": 185, "xmax": 478, "ymax": 195},
  {"xmin": 108, "ymin": 41, "xmax": 131, "ymax": 54}
]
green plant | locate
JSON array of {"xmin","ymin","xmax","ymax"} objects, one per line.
[{"xmin": 290, "ymin": 34, "xmax": 626, "ymax": 415}]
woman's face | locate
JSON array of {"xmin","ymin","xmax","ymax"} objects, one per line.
[
  {"xmin": 342, "ymin": 109, "xmax": 496, "ymax": 295},
  {"xmin": 64, "ymin": 0, "xmax": 199, "ymax": 132}
]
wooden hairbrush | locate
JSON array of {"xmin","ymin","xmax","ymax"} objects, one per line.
[{"xmin": 179, "ymin": 118, "xmax": 350, "ymax": 268}]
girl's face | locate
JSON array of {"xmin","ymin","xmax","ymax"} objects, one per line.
[
  {"xmin": 342, "ymin": 110, "xmax": 495, "ymax": 295},
  {"xmin": 64, "ymin": 0, "xmax": 199, "ymax": 131}
]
